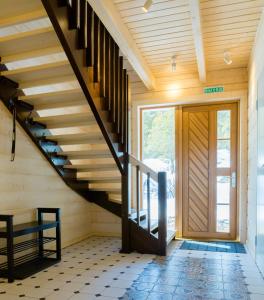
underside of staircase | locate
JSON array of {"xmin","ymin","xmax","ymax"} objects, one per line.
[
  {"xmin": 0, "ymin": 0, "xmax": 172, "ymax": 256},
  {"xmin": 0, "ymin": 0, "xmax": 125, "ymax": 217}
]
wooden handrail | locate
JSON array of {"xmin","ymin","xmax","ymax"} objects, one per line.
[{"xmin": 127, "ymin": 154, "xmax": 158, "ymax": 182}]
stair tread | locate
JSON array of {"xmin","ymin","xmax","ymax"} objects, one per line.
[
  {"xmin": 59, "ymin": 137, "xmax": 106, "ymax": 146},
  {"xmin": 2, "ymin": 46, "xmax": 63, "ymax": 64},
  {"xmin": 19, "ymin": 87, "xmax": 82, "ymax": 101},
  {"xmin": 0, "ymin": 27, "xmax": 58, "ymax": 57},
  {"xmin": 20, "ymin": 75, "xmax": 78, "ymax": 90},
  {"xmin": 35, "ymin": 102, "xmax": 88, "ymax": 112},
  {"xmin": 46, "ymin": 132, "xmax": 104, "ymax": 141},
  {"xmin": 34, "ymin": 113, "xmax": 94, "ymax": 126},
  {"xmin": 60, "ymin": 152, "xmax": 112, "ymax": 159},
  {"xmin": 0, "ymin": 9, "xmax": 47, "ymax": 28},
  {"xmin": 2, "ymin": 60, "xmax": 73, "ymax": 83},
  {"xmin": 78, "ymin": 171, "xmax": 120, "ymax": 180}
]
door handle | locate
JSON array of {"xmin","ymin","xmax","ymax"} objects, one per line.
[{"xmin": 231, "ymin": 172, "xmax": 236, "ymax": 188}]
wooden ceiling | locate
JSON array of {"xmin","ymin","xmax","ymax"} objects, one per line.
[{"xmin": 113, "ymin": 0, "xmax": 264, "ymax": 79}]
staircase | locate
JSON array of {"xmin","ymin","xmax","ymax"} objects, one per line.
[{"xmin": 0, "ymin": 0, "xmax": 173, "ymax": 255}]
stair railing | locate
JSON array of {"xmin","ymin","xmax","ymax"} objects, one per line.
[{"xmin": 122, "ymin": 153, "xmax": 167, "ymax": 255}]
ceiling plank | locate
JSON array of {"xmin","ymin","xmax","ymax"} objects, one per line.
[
  {"xmin": 189, "ymin": 0, "xmax": 206, "ymax": 82},
  {"xmin": 88, "ymin": 0, "xmax": 156, "ymax": 90}
]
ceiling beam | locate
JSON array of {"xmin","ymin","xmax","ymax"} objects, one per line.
[
  {"xmin": 189, "ymin": 0, "xmax": 206, "ymax": 82},
  {"xmin": 87, "ymin": 0, "xmax": 156, "ymax": 90}
]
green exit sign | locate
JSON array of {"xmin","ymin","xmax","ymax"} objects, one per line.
[{"xmin": 204, "ymin": 86, "xmax": 224, "ymax": 94}]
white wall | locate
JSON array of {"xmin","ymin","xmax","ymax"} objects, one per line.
[
  {"xmin": 247, "ymin": 11, "xmax": 264, "ymax": 257},
  {"xmin": 0, "ymin": 102, "xmax": 120, "ymax": 248}
]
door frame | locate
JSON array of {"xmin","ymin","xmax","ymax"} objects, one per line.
[
  {"xmin": 180, "ymin": 102, "xmax": 239, "ymax": 240},
  {"xmin": 133, "ymin": 93, "xmax": 247, "ymax": 242}
]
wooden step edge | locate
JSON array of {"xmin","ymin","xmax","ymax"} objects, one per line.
[
  {"xmin": 34, "ymin": 113, "xmax": 94, "ymax": 123},
  {"xmin": 2, "ymin": 46, "xmax": 63, "ymax": 64},
  {"xmin": 66, "ymin": 165, "xmax": 117, "ymax": 171},
  {"xmin": 0, "ymin": 9, "xmax": 47, "ymax": 28},
  {"xmin": 108, "ymin": 197, "xmax": 122, "ymax": 204},
  {"xmin": 19, "ymin": 75, "xmax": 77, "ymax": 89},
  {"xmin": 35, "ymin": 101, "xmax": 88, "ymax": 111},
  {"xmin": 78, "ymin": 177, "xmax": 121, "ymax": 182},
  {"xmin": 18, "ymin": 87, "xmax": 82, "ymax": 100},
  {"xmin": 0, "ymin": 27, "xmax": 54, "ymax": 43},
  {"xmin": 1, "ymin": 60, "xmax": 69, "ymax": 76}
]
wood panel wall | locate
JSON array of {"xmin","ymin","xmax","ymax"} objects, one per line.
[
  {"xmin": 0, "ymin": 102, "xmax": 121, "ymax": 248},
  {"xmin": 130, "ymin": 68, "xmax": 248, "ymax": 102}
]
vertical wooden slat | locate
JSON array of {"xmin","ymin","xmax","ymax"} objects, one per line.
[
  {"xmin": 109, "ymin": 37, "xmax": 115, "ymax": 122},
  {"xmin": 119, "ymin": 57, "xmax": 123, "ymax": 141},
  {"xmin": 158, "ymin": 172, "xmax": 167, "ymax": 256},
  {"xmin": 147, "ymin": 172, "xmax": 151, "ymax": 233},
  {"xmin": 104, "ymin": 31, "xmax": 110, "ymax": 110},
  {"xmin": 99, "ymin": 23, "xmax": 105, "ymax": 98},
  {"xmin": 86, "ymin": 3, "xmax": 93, "ymax": 67},
  {"xmin": 114, "ymin": 43, "xmax": 119, "ymax": 132},
  {"xmin": 122, "ymin": 69, "xmax": 127, "ymax": 148},
  {"xmin": 136, "ymin": 165, "xmax": 140, "ymax": 226},
  {"xmin": 125, "ymin": 73, "xmax": 129, "ymax": 152},
  {"xmin": 68, "ymin": 0, "xmax": 80, "ymax": 29},
  {"xmin": 79, "ymin": 0, "xmax": 87, "ymax": 49},
  {"xmin": 93, "ymin": 13, "xmax": 99, "ymax": 83}
]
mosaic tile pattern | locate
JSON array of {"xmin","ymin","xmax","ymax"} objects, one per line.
[
  {"xmin": 0, "ymin": 237, "xmax": 263, "ymax": 300},
  {"xmin": 180, "ymin": 241, "xmax": 246, "ymax": 253},
  {"xmin": 122, "ymin": 242, "xmax": 263, "ymax": 300}
]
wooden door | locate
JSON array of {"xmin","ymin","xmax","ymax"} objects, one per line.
[{"xmin": 182, "ymin": 103, "xmax": 238, "ymax": 239}]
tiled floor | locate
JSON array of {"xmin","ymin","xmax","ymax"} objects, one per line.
[{"xmin": 0, "ymin": 237, "xmax": 264, "ymax": 300}]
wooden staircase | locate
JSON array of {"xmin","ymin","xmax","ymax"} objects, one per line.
[{"xmin": 0, "ymin": 0, "xmax": 173, "ymax": 255}]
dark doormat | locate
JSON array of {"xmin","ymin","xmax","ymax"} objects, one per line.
[{"xmin": 180, "ymin": 240, "xmax": 246, "ymax": 253}]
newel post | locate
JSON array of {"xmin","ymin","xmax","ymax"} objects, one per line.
[
  {"xmin": 121, "ymin": 153, "xmax": 131, "ymax": 253},
  {"xmin": 158, "ymin": 172, "xmax": 167, "ymax": 256}
]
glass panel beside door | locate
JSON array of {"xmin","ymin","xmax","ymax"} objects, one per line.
[{"xmin": 141, "ymin": 107, "xmax": 176, "ymax": 237}]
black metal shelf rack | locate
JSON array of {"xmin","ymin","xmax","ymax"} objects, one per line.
[{"xmin": 0, "ymin": 208, "xmax": 61, "ymax": 283}]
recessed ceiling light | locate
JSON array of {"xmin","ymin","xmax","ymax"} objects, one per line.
[
  {"xmin": 142, "ymin": 0, "xmax": 153, "ymax": 13},
  {"xmin": 171, "ymin": 55, "xmax": 177, "ymax": 72},
  {"xmin": 224, "ymin": 50, "xmax": 233, "ymax": 65}
]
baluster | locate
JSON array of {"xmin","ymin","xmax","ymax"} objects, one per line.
[
  {"xmin": 68, "ymin": 0, "xmax": 80, "ymax": 29},
  {"xmin": 114, "ymin": 43, "xmax": 119, "ymax": 133},
  {"xmin": 86, "ymin": 3, "xmax": 93, "ymax": 67},
  {"xmin": 119, "ymin": 57, "xmax": 123, "ymax": 142},
  {"xmin": 122, "ymin": 69, "xmax": 127, "ymax": 148},
  {"xmin": 147, "ymin": 172, "xmax": 151, "ymax": 233},
  {"xmin": 93, "ymin": 13, "xmax": 99, "ymax": 83},
  {"xmin": 79, "ymin": 0, "xmax": 87, "ymax": 49},
  {"xmin": 104, "ymin": 31, "xmax": 110, "ymax": 110},
  {"xmin": 110, "ymin": 37, "xmax": 115, "ymax": 122},
  {"xmin": 136, "ymin": 165, "xmax": 140, "ymax": 226},
  {"xmin": 158, "ymin": 172, "xmax": 167, "ymax": 256},
  {"xmin": 99, "ymin": 23, "xmax": 105, "ymax": 98},
  {"xmin": 125, "ymin": 73, "xmax": 129, "ymax": 151}
]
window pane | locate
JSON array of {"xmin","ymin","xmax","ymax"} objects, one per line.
[
  {"xmin": 217, "ymin": 139, "xmax": 231, "ymax": 168},
  {"xmin": 217, "ymin": 110, "xmax": 231, "ymax": 139},
  {"xmin": 216, "ymin": 205, "xmax": 230, "ymax": 233},
  {"xmin": 217, "ymin": 176, "xmax": 230, "ymax": 204},
  {"xmin": 142, "ymin": 108, "xmax": 176, "ymax": 233}
]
